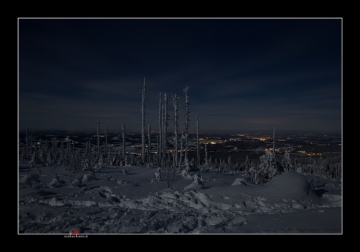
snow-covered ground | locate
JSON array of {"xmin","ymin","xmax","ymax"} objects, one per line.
[{"xmin": 18, "ymin": 163, "xmax": 342, "ymax": 234}]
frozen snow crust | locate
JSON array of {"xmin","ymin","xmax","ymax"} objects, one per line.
[{"xmin": 19, "ymin": 164, "xmax": 342, "ymax": 234}]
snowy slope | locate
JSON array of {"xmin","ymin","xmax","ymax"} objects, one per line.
[{"xmin": 18, "ymin": 163, "xmax": 342, "ymax": 234}]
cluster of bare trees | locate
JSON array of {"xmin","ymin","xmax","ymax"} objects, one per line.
[
  {"xmin": 19, "ymin": 124, "xmax": 136, "ymax": 174},
  {"xmin": 20, "ymin": 79, "xmax": 341, "ymax": 184},
  {"xmin": 141, "ymin": 83, "xmax": 198, "ymax": 172}
]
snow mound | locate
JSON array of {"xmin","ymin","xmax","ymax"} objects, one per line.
[
  {"xmin": 83, "ymin": 173, "xmax": 97, "ymax": 182},
  {"xmin": 231, "ymin": 177, "xmax": 248, "ymax": 186},
  {"xmin": 48, "ymin": 174, "xmax": 66, "ymax": 188},
  {"xmin": 184, "ymin": 177, "xmax": 205, "ymax": 190},
  {"xmin": 20, "ymin": 174, "xmax": 41, "ymax": 187},
  {"xmin": 266, "ymin": 172, "xmax": 318, "ymax": 200}
]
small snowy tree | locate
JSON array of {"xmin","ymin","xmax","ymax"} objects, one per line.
[
  {"xmin": 281, "ymin": 151, "xmax": 293, "ymax": 172},
  {"xmin": 249, "ymin": 150, "xmax": 278, "ymax": 184},
  {"xmin": 152, "ymin": 167, "xmax": 162, "ymax": 182}
]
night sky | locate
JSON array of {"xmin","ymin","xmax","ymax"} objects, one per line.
[{"xmin": 18, "ymin": 18, "xmax": 342, "ymax": 134}]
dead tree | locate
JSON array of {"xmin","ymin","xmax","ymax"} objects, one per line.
[
  {"xmin": 158, "ymin": 92, "xmax": 162, "ymax": 165},
  {"xmin": 141, "ymin": 77, "xmax": 146, "ymax": 163},
  {"xmin": 162, "ymin": 93, "xmax": 168, "ymax": 163},
  {"xmin": 148, "ymin": 124, "xmax": 151, "ymax": 164},
  {"xmin": 97, "ymin": 121, "xmax": 100, "ymax": 158},
  {"xmin": 122, "ymin": 124, "xmax": 126, "ymax": 160},
  {"xmin": 183, "ymin": 86, "xmax": 190, "ymax": 169},
  {"xmin": 173, "ymin": 94, "xmax": 179, "ymax": 167},
  {"xmin": 196, "ymin": 115, "xmax": 200, "ymax": 169}
]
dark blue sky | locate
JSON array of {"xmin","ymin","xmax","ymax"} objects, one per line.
[{"xmin": 18, "ymin": 18, "xmax": 342, "ymax": 134}]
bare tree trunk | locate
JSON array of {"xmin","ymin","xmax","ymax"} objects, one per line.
[
  {"xmin": 105, "ymin": 126, "xmax": 108, "ymax": 151},
  {"xmin": 25, "ymin": 127, "xmax": 29, "ymax": 159},
  {"xmin": 148, "ymin": 124, "xmax": 151, "ymax": 164},
  {"xmin": 97, "ymin": 121, "xmax": 100, "ymax": 158},
  {"xmin": 273, "ymin": 127, "xmax": 276, "ymax": 160},
  {"xmin": 196, "ymin": 115, "xmax": 200, "ymax": 169},
  {"xmin": 158, "ymin": 92, "xmax": 162, "ymax": 166},
  {"xmin": 183, "ymin": 86, "xmax": 190, "ymax": 167},
  {"xmin": 173, "ymin": 94, "xmax": 179, "ymax": 167},
  {"xmin": 122, "ymin": 124, "xmax": 125, "ymax": 161},
  {"xmin": 141, "ymin": 77, "xmax": 146, "ymax": 163},
  {"xmin": 162, "ymin": 93, "xmax": 168, "ymax": 163},
  {"xmin": 205, "ymin": 143, "xmax": 208, "ymax": 168},
  {"xmin": 179, "ymin": 132, "xmax": 184, "ymax": 169}
]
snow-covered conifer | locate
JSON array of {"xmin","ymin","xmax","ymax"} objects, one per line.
[
  {"xmin": 152, "ymin": 167, "xmax": 162, "ymax": 182},
  {"xmin": 281, "ymin": 151, "xmax": 293, "ymax": 172},
  {"xmin": 250, "ymin": 150, "xmax": 278, "ymax": 184}
]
